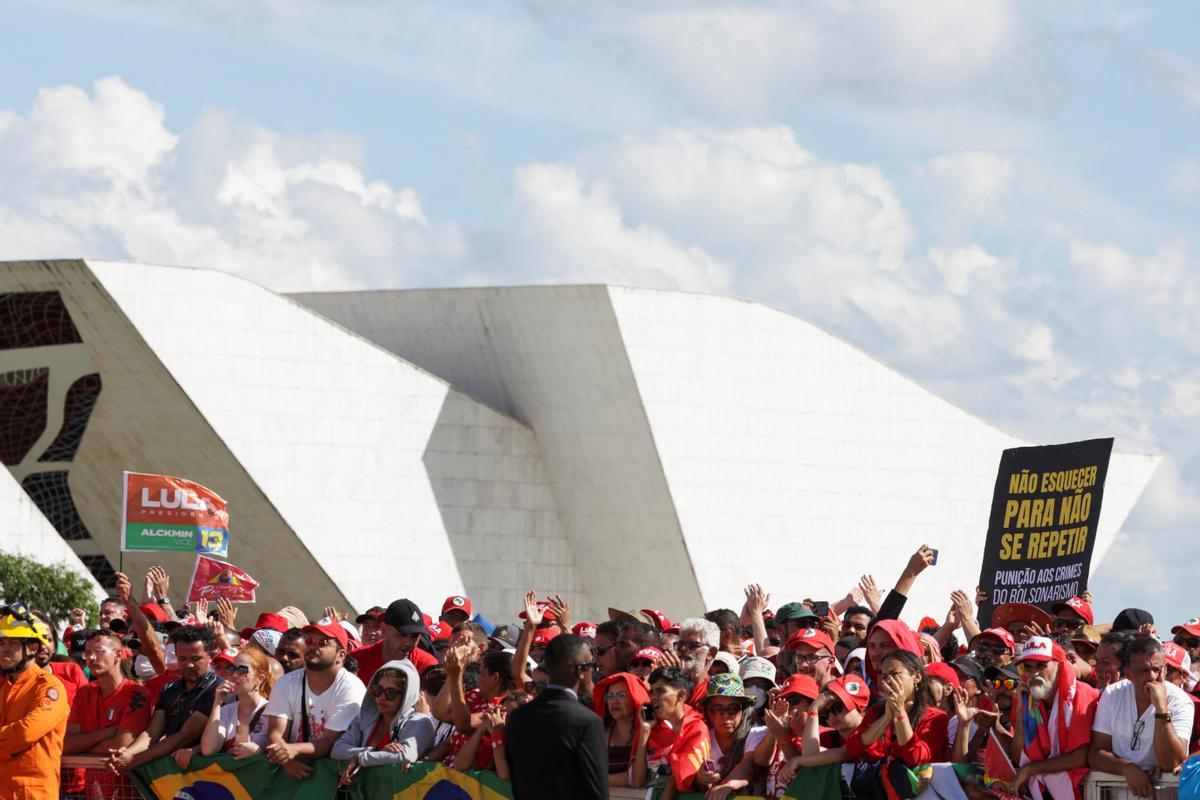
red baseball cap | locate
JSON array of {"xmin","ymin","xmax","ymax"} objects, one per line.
[
  {"xmin": 1163, "ymin": 642, "xmax": 1191, "ymax": 672},
  {"xmin": 427, "ymin": 621, "xmax": 453, "ymax": 642},
  {"xmin": 778, "ymin": 674, "xmax": 820, "ymax": 701},
  {"xmin": 1016, "ymin": 636, "xmax": 1054, "ymax": 663},
  {"xmin": 212, "ymin": 651, "xmax": 236, "ymax": 671},
  {"xmin": 973, "ymin": 627, "xmax": 1016, "ymax": 653},
  {"xmin": 240, "ymin": 611, "xmax": 290, "ymax": 641},
  {"xmin": 420, "ymin": 612, "xmax": 433, "ymax": 628},
  {"xmin": 532, "ymin": 627, "xmax": 560, "ymax": 646},
  {"xmin": 785, "ymin": 628, "xmax": 834, "ymax": 653},
  {"xmin": 827, "ymin": 674, "xmax": 871, "ymax": 712},
  {"xmin": 442, "ymin": 595, "xmax": 472, "ymax": 617},
  {"xmin": 631, "ymin": 647, "xmax": 663, "ymax": 664},
  {"xmin": 641, "ymin": 609, "xmax": 672, "ymax": 632},
  {"xmin": 519, "ymin": 600, "xmax": 558, "ymax": 622},
  {"xmin": 303, "ymin": 619, "xmax": 349, "ymax": 651},
  {"xmin": 924, "ymin": 662, "xmax": 962, "ymax": 691},
  {"xmin": 1170, "ymin": 618, "xmax": 1200, "ymax": 637},
  {"xmin": 139, "ymin": 602, "xmax": 170, "ymax": 624},
  {"xmin": 572, "ymin": 622, "xmax": 597, "ymax": 639},
  {"xmin": 1051, "ymin": 597, "xmax": 1094, "ymax": 625}
]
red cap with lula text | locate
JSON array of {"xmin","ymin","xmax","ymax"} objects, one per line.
[
  {"xmin": 785, "ymin": 628, "xmax": 834, "ymax": 653},
  {"xmin": 442, "ymin": 595, "xmax": 472, "ymax": 616},
  {"xmin": 572, "ymin": 622, "xmax": 597, "ymax": 639},
  {"xmin": 974, "ymin": 627, "xmax": 1017, "ymax": 653},
  {"xmin": 427, "ymin": 621, "xmax": 452, "ymax": 641},
  {"xmin": 778, "ymin": 673, "xmax": 820, "ymax": 701},
  {"xmin": 641, "ymin": 609, "xmax": 672, "ymax": 632},
  {"xmin": 1016, "ymin": 635, "xmax": 1054, "ymax": 663},
  {"xmin": 532, "ymin": 627, "xmax": 560, "ymax": 646},
  {"xmin": 631, "ymin": 647, "xmax": 663, "ymax": 664},
  {"xmin": 1051, "ymin": 596, "xmax": 1094, "ymax": 625},
  {"xmin": 1163, "ymin": 642, "xmax": 1191, "ymax": 672}
]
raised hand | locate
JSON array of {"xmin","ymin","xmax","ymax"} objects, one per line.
[
  {"xmin": 322, "ymin": 605, "xmax": 342, "ymax": 623},
  {"xmin": 764, "ymin": 696, "xmax": 791, "ymax": 735},
  {"xmin": 975, "ymin": 586, "xmax": 988, "ymax": 607},
  {"xmin": 906, "ymin": 545, "xmax": 935, "ymax": 576},
  {"xmin": 115, "ymin": 572, "xmax": 134, "ymax": 606},
  {"xmin": 547, "ymin": 595, "xmax": 571, "ymax": 631},
  {"xmin": 952, "ymin": 686, "xmax": 976, "ymax": 723},
  {"xmin": 656, "ymin": 647, "xmax": 684, "ymax": 670},
  {"xmin": 744, "ymin": 584, "xmax": 770, "ymax": 616},
  {"xmin": 68, "ymin": 607, "xmax": 86, "ymax": 626},
  {"xmin": 522, "ymin": 590, "xmax": 543, "ymax": 628},
  {"xmin": 216, "ymin": 597, "xmax": 238, "ymax": 630},
  {"xmin": 951, "ymin": 590, "xmax": 974, "ymax": 620},
  {"xmin": 148, "ymin": 566, "xmax": 169, "ymax": 601},
  {"xmin": 193, "ymin": 599, "xmax": 209, "ymax": 622},
  {"xmin": 858, "ymin": 575, "xmax": 882, "ymax": 613}
]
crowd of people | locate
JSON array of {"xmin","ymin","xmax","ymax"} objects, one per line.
[{"xmin": 0, "ymin": 544, "xmax": 1197, "ymax": 800}]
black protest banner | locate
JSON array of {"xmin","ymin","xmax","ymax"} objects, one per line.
[{"xmin": 976, "ymin": 438, "xmax": 1113, "ymax": 628}]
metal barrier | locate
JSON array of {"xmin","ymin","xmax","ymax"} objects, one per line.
[
  {"xmin": 60, "ymin": 754, "xmax": 141, "ymax": 800},
  {"xmin": 1084, "ymin": 771, "xmax": 1180, "ymax": 800}
]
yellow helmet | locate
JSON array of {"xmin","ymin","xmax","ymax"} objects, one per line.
[{"xmin": 0, "ymin": 603, "xmax": 43, "ymax": 643}]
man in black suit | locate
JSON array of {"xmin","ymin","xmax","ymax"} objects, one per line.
[{"xmin": 506, "ymin": 633, "xmax": 608, "ymax": 800}]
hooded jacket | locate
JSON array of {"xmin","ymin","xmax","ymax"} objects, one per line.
[
  {"xmin": 864, "ymin": 619, "xmax": 924, "ymax": 686},
  {"xmin": 592, "ymin": 672, "xmax": 650, "ymax": 721},
  {"xmin": 331, "ymin": 659, "xmax": 434, "ymax": 766}
]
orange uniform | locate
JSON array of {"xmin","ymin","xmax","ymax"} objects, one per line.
[{"xmin": 0, "ymin": 666, "xmax": 69, "ymax": 799}]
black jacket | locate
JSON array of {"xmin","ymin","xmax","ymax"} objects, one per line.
[{"xmin": 506, "ymin": 686, "xmax": 609, "ymax": 800}]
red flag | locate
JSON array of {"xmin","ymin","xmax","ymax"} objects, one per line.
[
  {"xmin": 187, "ymin": 555, "xmax": 259, "ymax": 603},
  {"xmin": 983, "ymin": 729, "xmax": 1017, "ymax": 790}
]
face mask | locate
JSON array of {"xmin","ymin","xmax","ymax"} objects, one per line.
[
  {"xmin": 134, "ymin": 654, "xmax": 156, "ymax": 680},
  {"xmin": 745, "ymin": 684, "xmax": 768, "ymax": 711}
]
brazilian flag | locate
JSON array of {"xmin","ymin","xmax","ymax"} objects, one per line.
[
  {"xmin": 132, "ymin": 753, "xmax": 339, "ymax": 799},
  {"xmin": 346, "ymin": 762, "xmax": 512, "ymax": 799}
]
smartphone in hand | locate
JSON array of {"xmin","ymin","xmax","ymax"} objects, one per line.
[
  {"xmin": 929, "ymin": 548, "xmax": 939, "ymax": 566},
  {"xmin": 811, "ymin": 601, "xmax": 830, "ymax": 617}
]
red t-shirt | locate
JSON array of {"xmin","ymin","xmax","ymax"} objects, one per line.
[
  {"xmin": 48, "ymin": 660, "xmax": 88, "ymax": 706},
  {"xmin": 69, "ymin": 679, "xmax": 153, "ymax": 735},
  {"xmin": 443, "ymin": 688, "xmax": 502, "ymax": 768},
  {"xmin": 144, "ymin": 671, "xmax": 176, "ymax": 707},
  {"xmin": 350, "ymin": 641, "xmax": 437, "ymax": 684},
  {"xmin": 844, "ymin": 705, "xmax": 950, "ymax": 767}
]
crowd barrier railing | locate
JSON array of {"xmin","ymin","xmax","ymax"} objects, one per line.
[
  {"xmin": 60, "ymin": 754, "xmax": 141, "ymax": 800},
  {"xmin": 1083, "ymin": 771, "xmax": 1180, "ymax": 800}
]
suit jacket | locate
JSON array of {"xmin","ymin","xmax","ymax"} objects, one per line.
[{"xmin": 506, "ymin": 686, "xmax": 609, "ymax": 800}]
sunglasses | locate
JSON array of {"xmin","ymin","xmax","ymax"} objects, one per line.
[
  {"xmin": 371, "ymin": 684, "xmax": 405, "ymax": 701},
  {"xmin": 224, "ymin": 665, "xmax": 252, "ymax": 676},
  {"xmin": 707, "ymin": 703, "xmax": 744, "ymax": 716},
  {"xmin": 574, "ymin": 661, "xmax": 597, "ymax": 673},
  {"xmin": 974, "ymin": 643, "xmax": 1008, "ymax": 655},
  {"xmin": 783, "ymin": 695, "xmax": 808, "ymax": 707},
  {"xmin": 1052, "ymin": 618, "xmax": 1084, "ymax": 631},
  {"xmin": 985, "ymin": 678, "xmax": 1017, "ymax": 690},
  {"xmin": 593, "ymin": 645, "xmax": 613, "ymax": 656},
  {"xmin": 1176, "ymin": 637, "xmax": 1200, "ymax": 649}
]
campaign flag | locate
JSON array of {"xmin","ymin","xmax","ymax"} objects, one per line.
[
  {"xmin": 187, "ymin": 555, "xmax": 259, "ymax": 603},
  {"xmin": 121, "ymin": 471, "xmax": 230, "ymax": 556},
  {"xmin": 976, "ymin": 438, "xmax": 1113, "ymax": 627},
  {"xmin": 133, "ymin": 753, "xmax": 338, "ymax": 799}
]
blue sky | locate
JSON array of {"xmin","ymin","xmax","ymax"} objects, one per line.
[{"xmin": 2, "ymin": 1, "xmax": 1198, "ymax": 625}]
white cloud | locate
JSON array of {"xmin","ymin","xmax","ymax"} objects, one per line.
[
  {"xmin": 0, "ymin": 77, "xmax": 462, "ymax": 292},
  {"xmin": 1166, "ymin": 157, "xmax": 1200, "ymax": 199},
  {"xmin": 1139, "ymin": 48, "xmax": 1200, "ymax": 111},
  {"xmin": 622, "ymin": 1, "xmax": 1037, "ymax": 115}
]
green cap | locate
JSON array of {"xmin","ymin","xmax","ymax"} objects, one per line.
[{"xmin": 775, "ymin": 602, "xmax": 817, "ymax": 622}]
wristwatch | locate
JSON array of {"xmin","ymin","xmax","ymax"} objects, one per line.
[{"xmin": 1154, "ymin": 711, "xmax": 1172, "ymax": 722}]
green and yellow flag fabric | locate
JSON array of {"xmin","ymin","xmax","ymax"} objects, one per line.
[
  {"xmin": 132, "ymin": 753, "xmax": 339, "ymax": 799},
  {"xmin": 346, "ymin": 761, "xmax": 512, "ymax": 799}
]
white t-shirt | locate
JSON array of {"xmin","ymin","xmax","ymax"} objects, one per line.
[
  {"xmin": 264, "ymin": 668, "xmax": 366, "ymax": 743},
  {"xmin": 1092, "ymin": 679, "xmax": 1194, "ymax": 770},
  {"xmin": 704, "ymin": 725, "xmax": 768, "ymax": 774},
  {"xmin": 213, "ymin": 699, "xmax": 270, "ymax": 750}
]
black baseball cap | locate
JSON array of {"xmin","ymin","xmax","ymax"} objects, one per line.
[
  {"xmin": 951, "ymin": 656, "xmax": 986, "ymax": 684},
  {"xmin": 355, "ymin": 605, "xmax": 386, "ymax": 624},
  {"xmin": 1111, "ymin": 608, "xmax": 1154, "ymax": 633},
  {"xmin": 383, "ymin": 599, "xmax": 427, "ymax": 635}
]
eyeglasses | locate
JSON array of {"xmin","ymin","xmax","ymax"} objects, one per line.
[
  {"xmin": 825, "ymin": 702, "xmax": 849, "ymax": 715},
  {"xmin": 1131, "ymin": 718, "xmax": 1145, "ymax": 751},
  {"xmin": 593, "ymin": 645, "xmax": 613, "ymax": 656},
  {"xmin": 574, "ymin": 661, "xmax": 597, "ymax": 673},
  {"xmin": 371, "ymin": 684, "xmax": 405, "ymax": 701},
  {"xmin": 985, "ymin": 678, "xmax": 1017, "ymax": 690},
  {"xmin": 794, "ymin": 652, "xmax": 832, "ymax": 665},
  {"xmin": 974, "ymin": 643, "xmax": 1008, "ymax": 655},
  {"xmin": 793, "ymin": 618, "xmax": 821, "ymax": 629},
  {"xmin": 707, "ymin": 703, "xmax": 744, "ymax": 716},
  {"xmin": 606, "ymin": 691, "xmax": 630, "ymax": 702},
  {"xmin": 674, "ymin": 640, "xmax": 706, "ymax": 652},
  {"xmin": 1052, "ymin": 617, "xmax": 1084, "ymax": 631},
  {"xmin": 1176, "ymin": 637, "xmax": 1200, "ymax": 649},
  {"xmin": 224, "ymin": 665, "xmax": 252, "ymax": 676}
]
